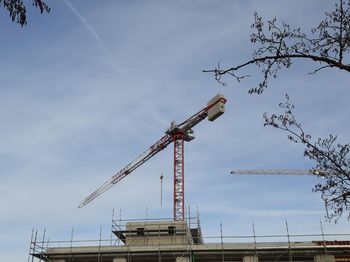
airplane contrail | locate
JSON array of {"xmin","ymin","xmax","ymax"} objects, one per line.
[{"xmin": 62, "ymin": 0, "xmax": 111, "ymax": 55}]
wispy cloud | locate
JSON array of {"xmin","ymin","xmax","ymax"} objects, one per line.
[{"xmin": 62, "ymin": 0, "xmax": 112, "ymax": 56}]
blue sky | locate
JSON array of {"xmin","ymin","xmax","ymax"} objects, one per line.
[{"xmin": 0, "ymin": 1, "xmax": 349, "ymax": 261}]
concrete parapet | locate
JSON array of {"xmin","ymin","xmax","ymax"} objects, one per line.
[
  {"xmin": 314, "ymin": 255, "xmax": 335, "ymax": 262},
  {"xmin": 113, "ymin": 258, "xmax": 127, "ymax": 262},
  {"xmin": 243, "ymin": 256, "xmax": 259, "ymax": 262},
  {"xmin": 175, "ymin": 256, "xmax": 190, "ymax": 262},
  {"xmin": 125, "ymin": 220, "xmax": 192, "ymax": 246}
]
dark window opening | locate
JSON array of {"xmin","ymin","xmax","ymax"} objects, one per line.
[
  {"xmin": 137, "ymin": 227, "xmax": 145, "ymax": 236},
  {"xmin": 168, "ymin": 226, "xmax": 176, "ymax": 235}
]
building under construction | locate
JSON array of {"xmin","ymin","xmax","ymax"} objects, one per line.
[
  {"xmin": 29, "ymin": 215, "xmax": 350, "ymax": 262},
  {"xmin": 28, "ymin": 94, "xmax": 350, "ymax": 262}
]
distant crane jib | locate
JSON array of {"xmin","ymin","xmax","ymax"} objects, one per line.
[{"xmin": 230, "ymin": 169, "xmax": 325, "ymax": 176}]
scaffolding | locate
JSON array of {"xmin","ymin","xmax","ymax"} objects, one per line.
[{"xmin": 29, "ymin": 215, "xmax": 350, "ymax": 262}]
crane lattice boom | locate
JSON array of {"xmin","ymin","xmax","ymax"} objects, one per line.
[
  {"xmin": 79, "ymin": 94, "xmax": 227, "ymax": 221},
  {"xmin": 78, "ymin": 134, "xmax": 172, "ymax": 208},
  {"xmin": 230, "ymin": 169, "xmax": 324, "ymax": 176}
]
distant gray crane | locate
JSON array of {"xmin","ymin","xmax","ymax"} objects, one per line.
[{"xmin": 230, "ymin": 169, "xmax": 325, "ymax": 176}]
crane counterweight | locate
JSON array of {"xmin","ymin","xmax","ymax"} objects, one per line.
[{"xmin": 207, "ymin": 94, "xmax": 226, "ymax": 121}]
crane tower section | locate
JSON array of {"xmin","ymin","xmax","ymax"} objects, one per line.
[
  {"xmin": 165, "ymin": 94, "xmax": 226, "ymax": 220},
  {"xmin": 79, "ymin": 94, "xmax": 227, "ymax": 222}
]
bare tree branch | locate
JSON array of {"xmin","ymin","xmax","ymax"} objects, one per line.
[
  {"xmin": 204, "ymin": 0, "xmax": 350, "ymax": 221},
  {"xmin": 264, "ymin": 95, "xmax": 350, "ymax": 222},
  {"xmin": 204, "ymin": 1, "xmax": 350, "ymax": 94}
]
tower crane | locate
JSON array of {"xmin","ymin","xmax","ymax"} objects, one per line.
[{"xmin": 79, "ymin": 94, "xmax": 227, "ymax": 221}]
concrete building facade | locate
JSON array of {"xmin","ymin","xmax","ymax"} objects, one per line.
[{"xmin": 30, "ymin": 219, "xmax": 350, "ymax": 262}]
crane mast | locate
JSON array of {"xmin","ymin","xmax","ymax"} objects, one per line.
[{"xmin": 79, "ymin": 94, "xmax": 227, "ymax": 221}]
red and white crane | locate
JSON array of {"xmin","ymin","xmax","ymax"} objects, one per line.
[{"xmin": 79, "ymin": 94, "xmax": 227, "ymax": 221}]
